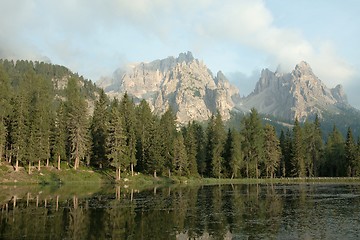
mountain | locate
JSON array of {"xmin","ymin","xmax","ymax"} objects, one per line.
[
  {"xmin": 98, "ymin": 52, "xmax": 240, "ymax": 123},
  {"xmin": 237, "ymin": 61, "xmax": 351, "ymax": 121}
]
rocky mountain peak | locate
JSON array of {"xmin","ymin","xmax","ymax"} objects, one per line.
[
  {"xmin": 99, "ymin": 52, "xmax": 240, "ymax": 123},
  {"xmin": 238, "ymin": 62, "xmax": 350, "ymax": 121}
]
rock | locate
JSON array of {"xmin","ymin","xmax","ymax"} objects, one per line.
[
  {"xmin": 238, "ymin": 61, "xmax": 350, "ymax": 121},
  {"xmin": 99, "ymin": 52, "xmax": 240, "ymax": 123}
]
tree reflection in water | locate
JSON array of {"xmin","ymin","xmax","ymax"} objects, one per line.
[{"xmin": 1, "ymin": 183, "xmax": 360, "ymax": 239}]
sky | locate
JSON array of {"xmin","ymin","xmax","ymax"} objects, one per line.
[{"xmin": 1, "ymin": 0, "xmax": 360, "ymax": 107}]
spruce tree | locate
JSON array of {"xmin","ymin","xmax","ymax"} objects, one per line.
[
  {"xmin": 119, "ymin": 93, "xmax": 137, "ymax": 176},
  {"xmin": 291, "ymin": 118, "xmax": 306, "ymax": 177},
  {"xmin": 0, "ymin": 65, "xmax": 11, "ymax": 162},
  {"xmin": 182, "ymin": 122, "xmax": 199, "ymax": 176},
  {"xmin": 263, "ymin": 124, "xmax": 281, "ymax": 178},
  {"xmin": 224, "ymin": 129, "xmax": 243, "ymax": 178},
  {"xmin": 240, "ymin": 108, "xmax": 264, "ymax": 178},
  {"xmin": 65, "ymin": 77, "xmax": 89, "ymax": 170},
  {"xmin": 206, "ymin": 112, "xmax": 226, "ymax": 178},
  {"xmin": 323, "ymin": 125, "xmax": 345, "ymax": 176},
  {"xmin": 51, "ymin": 101, "xmax": 67, "ymax": 170},
  {"xmin": 173, "ymin": 133, "xmax": 188, "ymax": 176},
  {"xmin": 106, "ymin": 100, "xmax": 127, "ymax": 180},
  {"xmin": 159, "ymin": 108, "xmax": 177, "ymax": 177},
  {"xmin": 90, "ymin": 89, "xmax": 109, "ymax": 168},
  {"xmin": 345, "ymin": 127, "xmax": 356, "ymax": 177},
  {"xmin": 135, "ymin": 99, "xmax": 154, "ymax": 173}
]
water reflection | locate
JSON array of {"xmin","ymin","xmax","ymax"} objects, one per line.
[{"xmin": 1, "ymin": 183, "xmax": 360, "ymax": 239}]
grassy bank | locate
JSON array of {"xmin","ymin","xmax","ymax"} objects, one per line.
[
  {"xmin": 2, "ymin": 161, "xmax": 360, "ymax": 187},
  {"xmin": 0, "ymin": 162, "xmax": 112, "ymax": 185}
]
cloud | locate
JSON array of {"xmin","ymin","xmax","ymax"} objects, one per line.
[{"xmin": 0, "ymin": 0, "xmax": 356, "ymax": 88}]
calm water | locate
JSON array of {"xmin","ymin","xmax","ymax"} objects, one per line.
[{"xmin": 1, "ymin": 183, "xmax": 360, "ymax": 239}]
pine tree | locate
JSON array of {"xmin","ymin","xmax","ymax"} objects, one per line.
[
  {"xmin": 345, "ymin": 127, "xmax": 356, "ymax": 177},
  {"xmin": 173, "ymin": 133, "xmax": 188, "ymax": 176},
  {"xmin": 302, "ymin": 116, "xmax": 323, "ymax": 177},
  {"xmin": 240, "ymin": 108, "xmax": 264, "ymax": 178},
  {"xmin": 192, "ymin": 122, "xmax": 206, "ymax": 177},
  {"xmin": 65, "ymin": 77, "xmax": 89, "ymax": 170},
  {"xmin": 51, "ymin": 102, "xmax": 67, "ymax": 170},
  {"xmin": 0, "ymin": 65, "xmax": 11, "ymax": 162},
  {"xmin": 135, "ymin": 99, "xmax": 154, "ymax": 173},
  {"xmin": 90, "ymin": 89, "xmax": 109, "ymax": 168},
  {"xmin": 291, "ymin": 118, "xmax": 306, "ymax": 177},
  {"xmin": 106, "ymin": 100, "xmax": 127, "ymax": 180},
  {"xmin": 159, "ymin": 108, "xmax": 177, "ymax": 177},
  {"xmin": 263, "ymin": 124, "xmax": 281, "ymax": 178},
  {"xmin": 206, "ymin": 112, "xmax": 226, "ymax": 179},
  {"xmin": 279, "ymin": 129, "xmax": 292, "ymax": 177},
  {"xmin": 120, "ymin": 93, "xmax": 137, "ymax": 176},
  {"xmin": 9, "ymin": 93, "xmax": 28, "ymax": 172},
  {"xmin": 224, "ymin": 129, "xmax": 243, "ymax": 178},
  {"xmin": 323, "ymin": 125, "xmax": 345, "ymax": 176},
  {"xmin": 182, "ymin": 122, "xmax": 199, "ymax": 176}
]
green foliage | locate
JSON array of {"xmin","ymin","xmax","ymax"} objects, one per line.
[
  {"xmin": 263, "ymin": 124, "xmax": 281, "ymax": 178},
  {"xmin": 291, "ymin": 118, "xmax": 306, "ymax": 177},
  {"xmin": 106, "ymin": 100, "xmax": 127, "ymax": 179},
  {"xmin": 241, "ymin": 108, "xmax": 264, "ymax": 178},
  {"xmin": 65, "ymin": 77, "xmax": 89, "ymax": 170},
  {"xmin": 90, "ymin": 89, "xmax": 109, "ymax": 168},
  {"xmin": 0, "ymin": 59, "xmax": 359, "ymax": 180}
]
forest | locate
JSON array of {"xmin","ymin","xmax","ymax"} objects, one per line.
[{"xmin": 0, "ymin": 59, "xmax": 359, "ymax": 180}]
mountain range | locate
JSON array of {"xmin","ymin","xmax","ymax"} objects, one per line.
[{"xmin": 98, "ymin": 52, "xmax": 358, "ymax": 125}]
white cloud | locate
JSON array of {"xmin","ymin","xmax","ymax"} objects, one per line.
[{"xmin": 0, "ymin": 0, "xmax": 356, "ymax": 88}]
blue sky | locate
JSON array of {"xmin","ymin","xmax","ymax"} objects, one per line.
[{"xmin": 1, "ymin": 0, "xmax": 360, "ymax": 107}]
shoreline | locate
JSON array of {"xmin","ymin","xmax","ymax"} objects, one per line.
[{"xmin": 1, "ymin": 162, "xmax": 360, "ymax": 187}]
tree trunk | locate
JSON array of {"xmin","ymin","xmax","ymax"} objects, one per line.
[
  {"xmin": 46, "ymin": 158, "xmax": 49, "ymax": 167},
  {"xmin": 15, "ymin": 158, "xmax": 19, "ymax": 172},
  {"xmin": 38, "ymin": 159, "xmax": 41, "ymax": 171},
  {"xmin": 28, "ymin": 161, "xmax": 31, "ymax": 174},
  {"xmin": 118, "ymin": 167, "xmax": 121, "ymax": 180},
  {"xmin": 168, "ymin": 168, "xmax": 171, "ymax": 178},
  {"xmin": 246, "ymin": 162, "xmax": 249, "ymax": 178},
  {"xmin": 154, "ymin": 170, "xmax": 157, "ymax": 178},
  {"xmin": 57, "ymin": 155, "xmax": 61, "ymax": 170},
  {"xmin": 131, "ymin": 163, "xmax": 134, "ymax": 176},
  {"xmin": 74, "ymin": 156, "xmax": 79, "ymax": 170}
]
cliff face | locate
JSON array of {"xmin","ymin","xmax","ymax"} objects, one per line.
[
  {"xmin": 238, "ymin": 61, "xmax": 349, "ymax": 121},
  {"xmin": 99, "ymin": 52, "xmax": 240, "ymax": 123}
]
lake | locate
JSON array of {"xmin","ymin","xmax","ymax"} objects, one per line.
[{"xmin": 1, "ymin": 183, "xmax": 360, "ymax": 239}]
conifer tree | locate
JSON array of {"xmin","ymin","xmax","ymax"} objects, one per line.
[
  {"xmin": 345, "ymin": 127, "xmax": 356, "ymax": 177},
  {"xmin": 182, "ymin": 122, "xmax": 199, "ymax": 176},
  {"xmin": 207, "ymin": 112, "xmax": 226, "ymax": 178},
  {"xmin": 9, "ymin": 93, "xmax": 28, "ymax": 172},
  {"xmin": 263, "ymin": 124, "xmax": 281, "ymax": 178},
  {"xmin": 135, "ymin": 99, "xmax": 154, "ymax": 173},
  {"xmin": 279, "ymin": 129, "xmax": 292, "ymax": 177},
  {"xmin": 120, "ymin": 93, "xmax": 137, "ymax": 176},
  {"xmin": 51, "ymin": 101, "xmax": 67, "ymax": 170},
  {"xmin": 323, "ymin": 125, "xmax": 345, "ymax": 176},
  {"xmin": 65, "ymin": 77, "xmax": 89, "ymax": 170},
  {"xmin": 240, "ymin": 108, "xmax": 264, "ymax": 178},
  {"xmin": 173, "ymin": 133, "xmax": 188, "ymax": 176},
  {"xmin": 90, "ymin": 89, "xmax": 109, "ymax": 168},
  {"xmin": 159, "ymin": 108, "xmax": 177, "ymax": 177},
  {"xmin": 0, "ymin": 65, "xmax": 11, "ymax": 162},
  {"xmin": 192, "ymin": 122, "xmax": 206, "ymax": 176},
  {"xmin": 302, "ymin": 116, "xmax": 323, "ymax": 177},
  {"xmin": 106, "ymin": 100, "xmax": 127, "ymax": 180},
  {"xmin": 224, "ymin": 129, "xmax": 243, "ymax": 178},
  {"xmin": 291, "ymin": 118, "xmax": 306, "ymax": 177}
]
